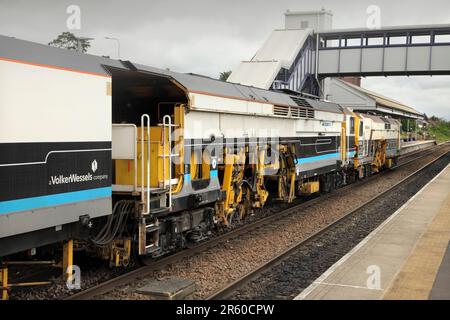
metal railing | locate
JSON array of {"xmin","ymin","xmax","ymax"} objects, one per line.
[
  {"xmin": 318, "ymin": 25, "xmax": 450, "ymax": 50},
  {"xmin": 140, "ymin": 114, "xmax": 151, "ymax": 215},
  {"xmin": 160, "ymin": 115, "xmax": 180, "ymax": 210}
]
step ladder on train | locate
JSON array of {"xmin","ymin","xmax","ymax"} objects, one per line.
[
  {"xmin": 138, "ymin": 114, "xmax": 157, "ymax": 255},
  {"xmin": 158, "ymin": 115, "xmax": 180, "ymax": 211},
  {"xmin": 139, "ymin": 114, "xmax": 180, "ymax": 255}
]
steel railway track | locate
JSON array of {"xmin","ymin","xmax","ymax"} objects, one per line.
[{"xmin": 206, "ymin": 147, "xmax": 449, "ymax": 300}]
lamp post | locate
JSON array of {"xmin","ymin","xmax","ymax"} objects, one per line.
[{"xmin": 105, "ymin": 36, "xmax": 121, "ymax": 59}]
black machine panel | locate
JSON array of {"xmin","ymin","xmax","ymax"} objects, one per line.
[{"xmin": 0, "ymin": 142, "xmax": 111, "ymax": 203}]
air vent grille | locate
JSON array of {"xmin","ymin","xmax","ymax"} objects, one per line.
[
  {"xmin": 273, "ymin": 105, "xmax": 315, "ymax": 119},
  {"xmin": 294, "ymin": 106, "xmax": 315, "ymax": 119},
  {"xmin": 274, "ymin": 105, "xmax": 289, "ymax": 116},
  {"xmin": 290, "ymin": 96, "xmax": 312, "ymax": 108}
]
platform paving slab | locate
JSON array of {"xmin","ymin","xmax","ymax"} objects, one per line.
[{"xmin": 383, "ymin": 192, "xmax": 450, "ymax": 300}]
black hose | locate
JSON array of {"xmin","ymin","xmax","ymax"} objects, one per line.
[{"xmin": 90, "ymin": 200, "xmax": 134, "ymax": 247}]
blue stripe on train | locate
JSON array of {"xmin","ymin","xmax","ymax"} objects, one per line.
[
  {"xmin": 296, "ymin": 152, "xmax": 340, "ymax": 165},
  {"xmin": 0, "ymin": 187, "xmax": 112, "ymax": 215},
  {"xmin": 184, "ymin": 170, "xmax": 217, "ymax": 184}
]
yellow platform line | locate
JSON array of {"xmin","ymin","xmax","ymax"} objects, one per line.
[{"xmin": 383, "ymin": 193, "xmax": 450, "ymax": 300}]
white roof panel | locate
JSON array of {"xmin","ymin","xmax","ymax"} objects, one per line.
[
  {"xmin": 253, "ymin": 29, "xmax": 312, "ymax": 68},
  {"xmin": 227, "ymin": 29, "xmax": 312, "ymax": 89},
  {"xmin": 227, "ymin": 61, "xmax": 281, "ymax": 89}
]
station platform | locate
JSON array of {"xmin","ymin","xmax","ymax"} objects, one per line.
[
  {"xmin": 295, "ymin": 163, "xmax": 450, "ymax": 300},
  {"xmin": 399, "ymin": 140, "xmax": 436, "ymax": 156}
]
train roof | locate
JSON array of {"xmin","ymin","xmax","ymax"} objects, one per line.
[
  {"xmin": 0, "ymin": 34, "xmax": 119, "ymax": 76},
  {"xmin": 0, "ymin": 34, "xmax": 344, "ymax": 114},
  {"xmin": 137, "ymin": 64, "xmax": 345, "ymax": 113}
]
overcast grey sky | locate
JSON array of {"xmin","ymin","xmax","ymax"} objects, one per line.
[{"xmin": 1, "ymin": 0, "xmax": 449, "ymax": 119}]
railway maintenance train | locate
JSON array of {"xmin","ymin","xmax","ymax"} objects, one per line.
[{"xmin": 0, "ymin": 35, "xmax": 400, "ymax": 289}]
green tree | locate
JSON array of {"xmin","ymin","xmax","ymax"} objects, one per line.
[
  {"xmin": 48, "ymin": 32, "xmax": 91, "ymax": 53},
  {"xmin": 427, "ymin": 118, "xmax": 450, "ymax": 143},
  {"xmin": 401, "ymin": 119, "xmax": 417, "ymax": 132},
  {"xmin": 219, "ymin": 70, "xmax": 232, "ymax": 81}
]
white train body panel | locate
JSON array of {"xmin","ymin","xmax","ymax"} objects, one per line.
[
  {"xmin": 186, "ymin": 92, "xmax": 343, "ymax": 140},
  {"xmin": 0, "ymin": 54, "xmax": 113, "ymax": 256},
  {"xmin": 0, "ymin": 59, "xmax": 111, "ymax": 143}
]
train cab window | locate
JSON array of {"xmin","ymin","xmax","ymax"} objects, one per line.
[
  {"xmin": 350, "ymin": 118, "xmax": 355, "ymax": 134},
  {"xmin": 359, "ymin": 121, "xmax": 364, "ymax": 136}
]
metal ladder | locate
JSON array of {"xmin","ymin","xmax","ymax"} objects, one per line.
[
  {"xmin": 140, "ymin": 114, "xmax": 151, "ymax": 214},
  {"xmin": 139, "ymin": 114, "xmax": 159, "ymax": 254},
  {"xmin": 160, "ymin": 115, "xmax": 179, "ymax": 210}
]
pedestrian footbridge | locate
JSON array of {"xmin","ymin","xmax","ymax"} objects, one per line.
[
  {"xmin": 318, "ymin": 24, "xmax": 450, "ymax": 78},
  {"xmin": 229, "ymin": 24, "xmax": 450, "ymax": 96}
]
